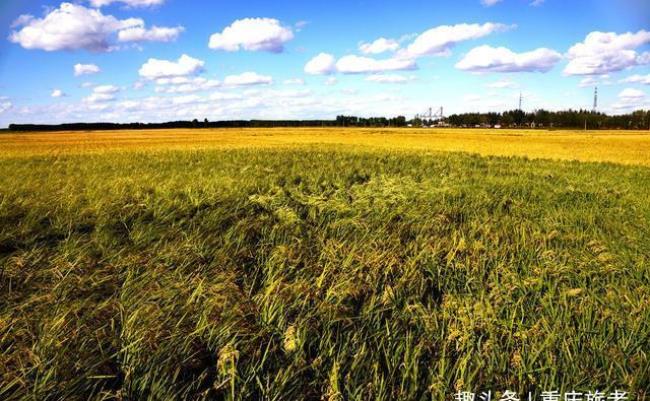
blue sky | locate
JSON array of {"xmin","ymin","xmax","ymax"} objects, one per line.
[{"xmin": 0, "ymin": 0, "xmax": 649, "ymax": 126}]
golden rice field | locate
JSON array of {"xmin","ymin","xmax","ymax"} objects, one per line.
[
  {"xmin": 2, "ymin": 127, "xmax": 650, "ymax": 165},
  {"xmin": 1, "ymin": 128, "xmax": 649, "ymax": 401}
]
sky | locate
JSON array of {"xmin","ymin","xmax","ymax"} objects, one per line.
[{"xmin": 0, "ymin": 0, "xmax": 649, "ymax": 127}]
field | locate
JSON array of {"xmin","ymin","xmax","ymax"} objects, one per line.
[
  {"xmin": 1, "ymin": 128, "xmax": 649, "ymax": 400},
  {"xmin": 2, "ymin": 127, "xmax": 650, "ymax": 165}
]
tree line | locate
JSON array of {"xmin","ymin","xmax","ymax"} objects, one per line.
[
  {"xmin": 5, "ymin": 109, "xmax": 650, "ymax": 132},
  {"xmin": 444, "ymin": 109, "xmax": 650, "ymax": 130}
]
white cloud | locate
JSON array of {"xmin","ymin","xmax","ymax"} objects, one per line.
[
  {"xmin": 578, "ymin": 77, "xmax": 598, "ymax": 88},
  {"xmin": 456, "ymin": 45, "xmax": 562, "ymax": 73},
  {"xmin": 117, "ymin": 26, "xmax": 184, "ymax": 43},
  {"xmin": 304, "ymin": 53, "xmax": 337, "ymax": 75},
  {"xmin": 172, "ymin": 95, "xmax": 202, "ymax": 105},
  {"xmin": 11, "ymin": 15, "xmax": 34, "ymax": 28},
  {"xmin": 9, "ymin": 3, "xmax": 139, "ymax": 51},
  {"xmin": 93, "ymin": 85, "xmax": 120, "ymax": 94},
  {"xmin": 611, "ymin": 87, "xmax": 648, "ymax": 112},
  {"xmin": 9, "ymin": 3, "xmax": 181, "ymax": 52},
  {"xmin": 283, "ymin": 78, "xmax": 305, "ymax": 85},
  {"xmin": 89, "ymin": 0, "xmax": 165, "ymax": 7},
  {"xmin": 155, "ymin": 77, "xmax": 221, "ymax": 93},
  {"xmin": 83, "ymin": 85, "xmax": 120, "ymax": 104},
  {"xmin": 619, "ymin": 88, "xmax": 645, "ymax": 100},
  {"xmin": 208, "ymin": 18, "xmax": 294, "ymax": 53},
  {"xmin": 564, "ymin": 30, "xmax": 650, "ymax": 76},
  {"xmin": 578, "ymin": 75, "xmax": 611, "ymax": 88},
  {"xmin": 620, "ymin": 74, "xmax": 650, "ymax": 85},
  {"xmin": 74, "ymin": 63, "xmax": 101, "ymax": 76},
  {"xmin": 336, "ymin": 55, "xmax": 417, "ymax": 74},
  {"xmin": 223, "ymin": 72, "xmax": 273, "ymax": 86},
  {"xmin": 51, "ymin": 89, "xmax": 65, "ymax": 98},
  {"xmin": 365, "ymin": 74, "xmax": 415, "ymax": 84},
  {"xmin": 139, "ymin": 54, "xmax": 205, "ymax": 80},
  {"xmin": 404, "ymin": 23, "xmax": 509, "ymax": 57},
  {"xmin": 0, "ymin": 100, "xmax": 12, "ymax": 114},
  {"xmin": 481, "ymin": 0, "xmax": 503, "ymax": 6},
  {"xmin": 210, "ymin": 92, "xmax": 244, "ymax": 101},
  {"xmin": 530, "ymin": 0, "xmax": 545, "ymax": 6},
  {"xmin": 324, "ymin": 77, "xmax": 338, "ymax": 86},
  {"xmin": 84, "ymin": 93, "xmax": 116, "ymax": 104},
  {"xmin": 359, "ymin": 38, "xmax": 400, "ymax": 54}
]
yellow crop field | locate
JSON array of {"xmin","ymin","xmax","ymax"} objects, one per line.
[
  {"xmin": 1, "ymin": 128, "xmax": 649, "ymax": 400},
  {"xmin": 2, "ymin": 127, "xmax": 650, "ymax": 166}
]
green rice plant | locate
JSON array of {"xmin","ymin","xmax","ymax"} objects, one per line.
[{"xmin": 0, "ymin": 145, "xmax": 648, "ymax": 400}]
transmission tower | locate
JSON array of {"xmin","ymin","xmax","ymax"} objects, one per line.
[
  {"xmin": 592, "ymin": 86, "xmax": 598, "ymax": 112},
  {"xmin": 518, "ymin": 92, "xmax": 523, "ymax": 111}
]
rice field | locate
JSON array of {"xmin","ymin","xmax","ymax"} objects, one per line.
[
  {"xmin": 1, "ymin": 128, "xmax": 649, "ymax": 400},
  {"xmin": 2, "ymin": 127, "xmax": 650, "ymax": 166}
]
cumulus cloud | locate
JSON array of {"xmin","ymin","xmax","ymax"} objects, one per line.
[
  {"xmin": 223, "ymin": 72, "xmax": 273, "ymax": 86},
  {"xmin": 336, "ymin": 55, "xmax": 417, "ymax": 74},
  {"xmin": 82, "ymin": 84, "xmax": 121, "ymax": 104},
  {"xmin": 208, "ymin": 18, "xmax": 294, "ymax": 53},
  {"xmin": 93, "ymin": 85, "xmax": 120, "ymax": 94},
  {"xmin": 139, "ymin": 54, "xmax": 205, "ymax": 80},
  {"xmin": 359, "ymin": 38, "xmax": 400, "ymax": 54},
  {"xmin": 611, "ymin": 87, "xmax": 648, "ymax": 112},
  {"xmin": 51, "ymin": 89, "xmax": 65, "ymax": 98},
  {"xmin": 456, "ymin": 45, "xmax": 562, "ymax": 73},
  {"xmin": 304, "ymin": 23, "xmax": 507, "ymax": 77},
  {"xmin": 564, "ymin": 30, "xmax": 650, "ymax": 76},
  {"xmin": 84, "ymin": 93, "xmax": 116, "ymax": 104},
  {"xmin": 9, "ymin": 3, "xmax": 182, "ymax": 52},
  {"xmin": 620, "ymin": 74, "xmax": 650, "ymax": 85},
  {"xmin": 89, "ymin": 0, "xmax": 165, "ymax": 7},
  {"xmin": 74, "ymin": 63, "xmax": 101, "ymax": 76},
  {"xmin": 404, "ymin": 23, "xmax": 510, "ymax": 57},
  {"xmin": 365, "ymin": 74, "xmax": 415, "ymax": 84},
  {"xmin": 304, "ymin": 53, "xmax": 337, "ymax": 75},
  {"xmin": 619, "ymin": 88, "xmax": 645, "ymax": 100},
  {"xmin": 117, "ymin": 26, "xmax": 184, "ymax": 43},
  {"xmin": 324, "ymin": 77, "xmax": 338, "ymax": 86},
  {"xmin": 155, "ymin": 77, "xmax": 221, "ymax": 93}
]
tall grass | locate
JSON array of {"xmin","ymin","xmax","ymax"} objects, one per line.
[{"xmin": 1, "ymin": 146, "xmax": 648, "ymax": 400}]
